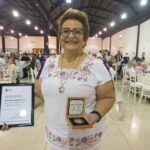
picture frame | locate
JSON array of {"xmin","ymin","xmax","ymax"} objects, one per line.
[
  {"xmin": 66, "ymin": 97, "xmax": 92, "ymax": 129},
  {"xmin": 0, "ymin": 83, "xmax": 34, "ymax": 128}
]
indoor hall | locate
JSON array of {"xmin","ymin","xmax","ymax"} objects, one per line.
[{"xmin": 0, "ymin": 0, "xmax": 150, "ymax": 150}]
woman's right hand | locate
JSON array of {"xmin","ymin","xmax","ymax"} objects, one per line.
[{"xmin": 0, "ymin": 123, "xmax": 9, "ymax": 131}]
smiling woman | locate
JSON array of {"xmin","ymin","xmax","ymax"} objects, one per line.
[
  {"xmin": 34, "ymin": 8, "xmax": 115, "ymax": 150},
  {"xmin": 59, "ymin": 19, "xmax": 85, "ymax": 54}
]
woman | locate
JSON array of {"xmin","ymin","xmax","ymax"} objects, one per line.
[
  {"xmin": 134, "ymin": 58, "xmax": 145, "ymax": 73},
  {"xmin": 1, "ymin": 8, "xmax": 115, "ymax": 149},
  {"xmin": 106, "ymin": 61, "xmax": 115, "ymax": 80},
  {"xmin": 3, "ymin": 58, "xmax": 17, "ymax": 83},
  {"xmin": 35, "ymin": 8, "xmax": 115, "ymax": 150}
]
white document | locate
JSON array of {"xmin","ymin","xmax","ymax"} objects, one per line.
[{"xmin": 0, "ymin": 85, "xmax": 33, "ymax": 126}]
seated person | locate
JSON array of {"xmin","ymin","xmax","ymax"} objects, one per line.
[
  {"xmin": 123, "ymin": 60, "xmax": 136, "ymax": 79},
  {"xmin": 3, "ymin": 58, "xmax": 17, "ymax": 83},
  {"xmin": 146, "ymin": 63, "xmax": 150, "ymax": 73},
  {"xmin": 106, "ymin": 61, "xmax": 115, "ymax": 80},
  {"xmin": 134, "ymin": 58, "xmax": 146, "ymax": 73},
  {"xmin": 122, "ymin": 53, "xmax": 129, "ymax": 66}
]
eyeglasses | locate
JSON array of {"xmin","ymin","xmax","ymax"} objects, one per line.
[{"xmin": 61, "ymin": 28, "xmax": 83, "ymax": 37}]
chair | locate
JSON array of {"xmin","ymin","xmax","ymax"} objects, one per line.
[
  {"xmin": 30, "ymin": 68, "xmax": 35, "ymax": 83},
  {"xmin": 113, "ymin": 64, "xmax": 118, "ymax": 81},
  {"xmin": 128, "ymin": 71, "xmax": 143, "ymax": 103},
  {"xmin": 121, "ymin": 67, "xmax": 130, "ymax": 92},
  {"xmin": 33, "ymin": 68, "xmax": 38, "ymax": 78},
  {"xmin": 139, "ymin": 74, "xmax": 150, "ymax": 103},
  {"xmin": 27, "ymin": 68, "xmax": 31, "ymax": 80},
  {"xmin": 3, "ymin": 68, "xmax": 13, "ymax": 83},
  {"xmin": 0, "ymin": 62, "xmax": 4, "ymax": 78}
]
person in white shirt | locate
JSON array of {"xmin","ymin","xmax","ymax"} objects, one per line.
[
  {"xmin": 1, "ymin": 9, "xmax": 115, "ymax": 150},
  {"xmin": 0, "ymin": 55, "xmax": 5, "ymax": 77},
  {"xmin": 123, "ymin": 60, "xmax": 136, "ymax": 79},
  {"xmin": 96, "ymin": 50, "xmax": 103, "ymax": 60},
  {"xmin": 35, "ymin": 8, "xmax": 115, "ymax": 150},
  {"xmin": 106, "ymin": 61, "xmax": 115, "ymax": 80},
  {"xmin": 146, "ymin": 63, "xmax": 150, "ymax": 73},
  {"xmin": 3, "ymin": 58, "xmax": 17, "ymax": 83}
]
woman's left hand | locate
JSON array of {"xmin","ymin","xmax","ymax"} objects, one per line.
[
  {"xmin": 86, "ymin": 113, "xmax": 99, "ymax": 125},
  {"xmin": 76, "ymin": 114, "xmax": 98, "ymax": 130}
]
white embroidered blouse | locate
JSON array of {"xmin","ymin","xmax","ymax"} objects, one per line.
[{"xmin": 40, "ymin": 54, "xmax": 111, "ymax": 149}]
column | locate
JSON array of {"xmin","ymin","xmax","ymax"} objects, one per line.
[
  {"xmin": 2, "ymin": 34, "xmax": 5, "ymax": 53},
  {"xmin": 17, "ymin": 37, "xmax": 20, "ymax": 53},
  {"xmin": 136, "ymin": 24, "xmax": 140, "ymax": 58},
  {"xmin": 44, "ymin": 34, "xmax": 49, "ymax": 54},
  {"xmin": 101, "ymin": 38, "xmax": 103, "ymax": 50},
  {"xmin": 109, "ymin": 35, "xmax": 112, "ymax": 53}
]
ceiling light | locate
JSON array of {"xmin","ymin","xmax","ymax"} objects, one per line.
[
  {"xmin": 121, "ymin": 13, "xmax": 127, "ymax": 19},
  {"xmin": 34, "ymin": 26, "xmax": 38, "ymax": 30},
  {"xmin": 110, "ymin": 21, "xmax": 115, "ymax": 27},
  {"xmin": 0, "ymin": 26, "xmax": 4, "ymax": 30},
  {"xmin": 19, "ymin": 33, "xmax": 22, "ymax": 36},
  {"xmin": 25, "ymin": 35, "xmax": 28, "ymax": 38},
  {"xmin": 40, "ymin": 30, "xmax": 44, "ymax": 34},
  {"xmin": 140, "ymin": 0, "xmax": 147, "ymax": 6},
  {"xmin": 36, "ymin": 3, "xmax": 39, "ymax": 7},
  {"xmin": 10, "ymin": 30, "xmax": 14, "ymax": 33},
  {"xmin": 98, "ymin": 31, "xmax": 102, "ymax": 35},
  {"xmin": 95, "ymin": 34, "xmax": 98, "ymax": 37},
  {"xmin": 12, "ymin": 10, "xmax": 19, "ymax": 17},
  {"xmin": 103, "ymin": 27, "xmax": 107, "ymax": 32},
  {"xmin": 66, "ymin": 0, "xmax": 71, "ymax": 3},
  {"xmin": 26, "ymin": 20, "xmax": 31, "ymax": 25}
]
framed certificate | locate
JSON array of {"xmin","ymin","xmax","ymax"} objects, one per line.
[{"xmin": 0, "ymin": 83, "xmax": 34, "ymax": 128}]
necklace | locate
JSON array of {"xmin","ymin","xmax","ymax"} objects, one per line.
[{"xmin": 59, "ymin": 54, "xmax": 84, "ymax": 93}]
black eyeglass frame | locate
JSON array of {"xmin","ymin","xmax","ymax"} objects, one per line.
[{"xmin": 61, "ymin": 28, "xmax": 84, "ymax": 37}]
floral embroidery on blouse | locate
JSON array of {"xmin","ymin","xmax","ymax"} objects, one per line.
[
  {"xmin": 46, "ymin": 126, "xmax": 102, "ymax": 149},
  {"xmin": 43, "ymin": 55, "xmax": 95, "ymax": 82}
]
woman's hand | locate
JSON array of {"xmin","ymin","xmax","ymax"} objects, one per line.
[
  {"xmin": 74, "ymin": 114, "xmax": 98, "ymax": 130},
  {"xmin": 86, "ymin": 113, "xmax": 99, "ymax": 125},
  {"xmin": 0, "ymin": 123, "xmax": 9, "ymax": 131}
]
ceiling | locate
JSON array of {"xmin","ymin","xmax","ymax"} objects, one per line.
[{"xmin": 0, "ymin": 0, "xmax": 150, "ymax": 38}]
